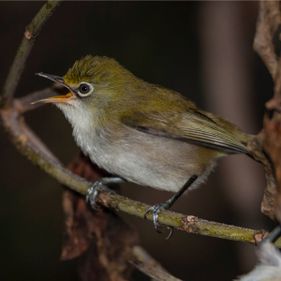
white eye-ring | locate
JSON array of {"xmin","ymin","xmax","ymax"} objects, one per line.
[{"xmin": 77, "ymin": 82, "xmax": 94, "ymax": 97}]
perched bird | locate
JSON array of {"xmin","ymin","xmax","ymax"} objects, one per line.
[{"xmin": 35, "ymin": 55, "xmax": 266, "ymax": 229}]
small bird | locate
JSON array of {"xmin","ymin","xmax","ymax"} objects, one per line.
[{"xmin": 35, "ymin": 55, "xmax": 263, "ymax": 229}]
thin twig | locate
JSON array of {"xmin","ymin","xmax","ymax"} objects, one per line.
[
  {"xmin": 1, "ymin": 0, "xmax": 61, "ymax": 106},
  {"xmin": 130, "ymin": 246, "xmax": 183, "ymax": 281},
  {"xmin": 0, "ymin": 97, "xmax": 279, "ymax": 247},
  {"xmin": 17, "ymin": 87, "xmax": 57, "ymax": 113}
]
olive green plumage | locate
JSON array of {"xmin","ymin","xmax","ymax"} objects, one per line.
[
  {"xmin": 38, "ymin": 55, "xmax": 255, "ymax": 194},
  {"xmin": 64, "ymin": 55, "xmax": 136, "ymax": 87},
  {"xmin": 64, "ymin": 55, "xmax": 252, "ymax": 156}
]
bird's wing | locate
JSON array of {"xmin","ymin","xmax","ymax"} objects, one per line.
[{"xmin": 121, "ymin": 109, "xmax": 251, "ymax": 155}]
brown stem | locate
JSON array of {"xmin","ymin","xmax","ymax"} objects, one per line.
[
  {"xmin": 130, "ymin": 246, "xmax": 183, "ymax": 281},
  {"xmin": 1, "ymin": 0, "xmax": 61, "ymax": 106},
  {"xmin": 254, "ymin": 0, "xmax": 281, "ymax": 222},
  {"xmin": 253, "ymin": 1, "xmax": 281, "ymax": 80}
]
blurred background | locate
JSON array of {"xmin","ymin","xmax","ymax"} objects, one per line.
[{"xmin": 0, "ymin": 2, "xmax": 274, "ymax": 281}]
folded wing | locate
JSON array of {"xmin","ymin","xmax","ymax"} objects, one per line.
[{"xmin": 122, "ymin": 108, "xmax": 251, "ymax": 155}]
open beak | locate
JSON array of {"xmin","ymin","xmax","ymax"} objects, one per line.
[{"xmin": 33, "ymin": 72, "xmax": 75, "ymax": 104}]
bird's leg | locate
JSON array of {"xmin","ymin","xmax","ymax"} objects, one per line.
[
  {"xmin": 263, "ymin": 225, "xmax": 281, "ymax": 244},
  {"xmin": 86, "ymin": 177, "xmax": 124, "ymax": 209},
  {"xmin": 144, "ymin": 175, "xmax": 198, "ymax": 234}
]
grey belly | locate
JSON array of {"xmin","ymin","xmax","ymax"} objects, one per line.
[{"xmin": 84, "ymin": 131, "xmax": 217, "ymax": 193}]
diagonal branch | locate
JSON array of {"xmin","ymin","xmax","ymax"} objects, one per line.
[
  {"xmin": 130, "ymin": 246, "xmax": 183, "ymax": 281},
  {"xmin": 1, "ymin": 0, "xmax": 61, "ymax": 106}
]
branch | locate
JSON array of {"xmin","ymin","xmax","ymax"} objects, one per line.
[
  {"xmin": 0, "ymin": 94, "xmax": 279, "ymax": 247},
  {"xmin": 130, "ymin": 246, "xmax": 183, "ymax": 281},
  {"xmin": 253, "ymin": 1, "xmax": 281, "ymax": 80},
  {"xmin": 254, "ymin": 0, "xmax": 281, "ymax": 222},
  {"xmin": 17, "ymin": 87, "xmax": 57, "ymax": 113},
  {"xmin": 1, "ymin": 0, "xmax": 61, "ymax": 106}
]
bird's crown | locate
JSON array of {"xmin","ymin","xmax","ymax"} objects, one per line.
[{"xmin": 63, "ymin": 55, "xmax": 134, "ymax": 86}]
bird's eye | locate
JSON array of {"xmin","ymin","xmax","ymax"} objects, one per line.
[{"xmin": 77, "ymin": 82, "xmax": 94, "ymax": 97}]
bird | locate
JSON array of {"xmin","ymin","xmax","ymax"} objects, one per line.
[{"xmin": 35, "ymin": 55, "xmax": 267, "ymax": 230}]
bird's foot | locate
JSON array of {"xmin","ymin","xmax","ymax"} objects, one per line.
[
  {"xmin": 144, "ymin": 202, "xmax": 174, "ymax": 239},
  {"xmin": 86, "ymin": 177, "xmax": 122, "ymax": 209}
]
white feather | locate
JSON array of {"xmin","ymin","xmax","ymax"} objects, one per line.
[{"xmin": 235, "ymin": 242, "xmax": 281, "ymax": 281}]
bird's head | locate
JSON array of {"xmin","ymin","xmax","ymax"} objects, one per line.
[
  {"xmin": 35, "ymin": 55, "xmax": 137, "ymax": 127},
  {"xmin": 34, "ymin": 56, "xmax": 138, "ymax": 133},
  {"xmin": 35, "ymin": 55, "xmax": 135, "ymax": 107}
]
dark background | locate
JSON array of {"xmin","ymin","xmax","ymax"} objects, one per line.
[{"xmin": 0, "ymin": 2, "xmax": 274, "ymax": 281}]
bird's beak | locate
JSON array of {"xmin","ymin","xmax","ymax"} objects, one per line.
[{"xmin": 33, "ymin": 72, "xmax": 75, "ymax": 104}]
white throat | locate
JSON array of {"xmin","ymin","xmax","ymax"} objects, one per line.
[{"xmin": 56, "ymin": 100, "xmax": 96, "ymax": 156}]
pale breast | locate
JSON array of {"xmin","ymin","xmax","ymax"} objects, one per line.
[{"xmin": 74, "ymin": 124, "xmax": 218, "ymax": 193}]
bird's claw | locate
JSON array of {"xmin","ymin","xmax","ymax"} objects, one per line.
[
  {"xmin": 86, "ymin": 177, "xmax": 121, "ymax": 209},
  {"xmin": 144, "ymin": 204, "xmax": 162, "ymax": 231},
  {"xmin": 86, "ymin": 180, "xmax": 104, "ymax": 209},
  {"xmin": 144, "ymin": 203, "xmax": 174, "ymax": 239}
]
